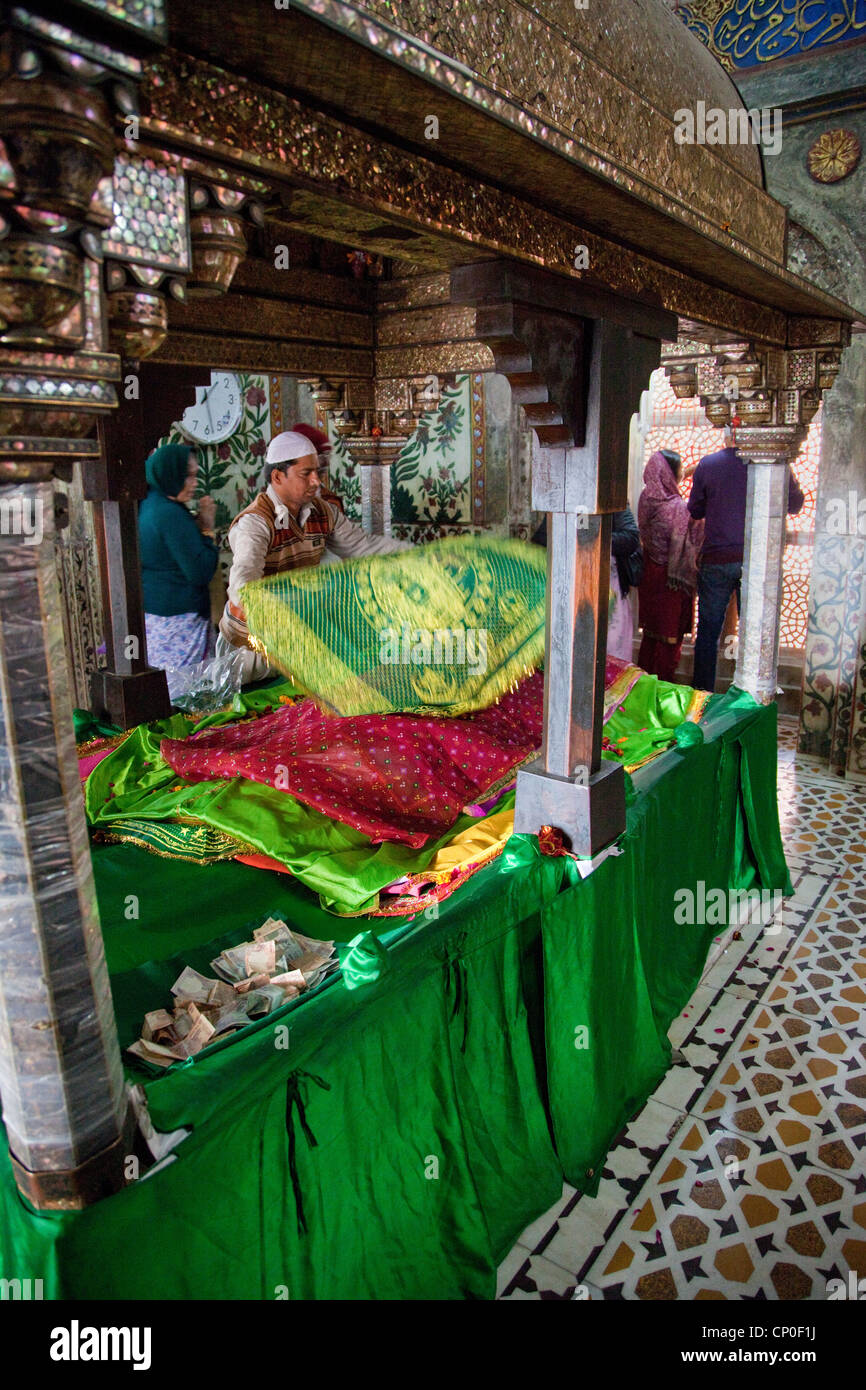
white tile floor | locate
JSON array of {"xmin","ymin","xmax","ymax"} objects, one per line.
[{"xmin": 498, "ymin": 716, "xmax": 866, "ymax": 1300}]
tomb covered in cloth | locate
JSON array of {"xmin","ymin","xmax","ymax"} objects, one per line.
[{"xmin": 0, "ymin": 0, "xmax": 858, "ymax": 1299}]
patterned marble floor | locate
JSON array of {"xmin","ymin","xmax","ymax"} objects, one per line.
[{"xmin": 498, "ymin": 715, "xmax": 866, "ymax": 1300}]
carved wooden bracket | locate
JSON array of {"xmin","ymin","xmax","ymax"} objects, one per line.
[{"xmin": 451, "ymin": 260, "xmax": 674, "ymax": 855}]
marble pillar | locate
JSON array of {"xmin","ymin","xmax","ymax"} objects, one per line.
[{"xmin": 734, "ymin": 434, "xmax": 803, "ymax": 704}]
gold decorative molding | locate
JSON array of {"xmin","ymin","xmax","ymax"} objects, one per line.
[
  {"xmin": 376, "ymin": 306, "xmax": 479, "ymax": 348},
  {"xmin": 378, "ymin": 273, "xmax": 452, "ymax": 309},
  {"xmin": 151, "ymin": 331, "xmax": 373, "ymax": 378},
  {"xmin": 168, "ymin": 292, "xmax": 372, "ymax": 346},
  {"xmin": 231, "ymin": 257, "xmax": 371, "ymax": 310},
  {"xmin": 139, "ymin": 51, "xmax": 808, "ymax": 345},
  {"xmin": 295, "ymin": 0, "xmax": 783, "ymax": 260},
  {"xmin": 787, "ymin": 318, "xmax": 851, "ymax": 348},
  {"xmin": 376, "ymin": 343, "xmax": 495, "ymax": 379}
]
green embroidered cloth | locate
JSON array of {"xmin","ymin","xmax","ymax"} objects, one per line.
[{"xmin": 242, "ymin": 535, "xmax": 547, "ymax": 716}]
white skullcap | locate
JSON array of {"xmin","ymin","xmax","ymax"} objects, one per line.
[{"xmin": 265, "ymin": 430, "xmax": 318, "ymax": 465}]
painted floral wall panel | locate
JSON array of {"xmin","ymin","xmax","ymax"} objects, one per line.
[
  {"xmin": 800, "ymin": 532, "xmax": 866, "ymax": 773},
  {"xmin": 325, "ymin": 434, "xmax": 362, "ymax": 523},
  {"xmin": 159, "ymin": 373, "xmax": 274, "ymax": 586},
  {"xmin": 325, "ymin": 374, "xmax": 487, "ymax": 541}
]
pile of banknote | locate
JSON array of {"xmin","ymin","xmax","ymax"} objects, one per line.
[{"xmin": 127, "ymin": 917, "xmax": 338, "ymax": 1068}]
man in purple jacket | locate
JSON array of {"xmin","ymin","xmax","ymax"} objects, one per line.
[{"xmin": 688, "ymin": 442, "xmax": 804, "ymax": 691}]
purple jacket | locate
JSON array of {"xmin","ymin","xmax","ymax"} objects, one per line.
[{"xmin": 687, "ymin": 447, "xmax": 804, "ymax": 565}]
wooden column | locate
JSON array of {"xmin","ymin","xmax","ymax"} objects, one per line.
[
  {"xmin": 83, "ymin": 400, "xmax": 171, "ymax": 729},
  {"xmin": 452, "ymin": 263, "xmax": 673, "ymax": 855}
]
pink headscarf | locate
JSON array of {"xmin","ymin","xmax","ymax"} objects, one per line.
[{"xmin": 637, "ymin": 452, "xmax": 703, "ymax": 591}]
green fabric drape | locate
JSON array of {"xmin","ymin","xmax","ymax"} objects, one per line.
[
  {"xmin": 73, "ymin": 709, "xmax": 123, "ymax": 743},
  {"xmin": 542, "ymin": 698, "xmax": 789, "ymax": 1193}
]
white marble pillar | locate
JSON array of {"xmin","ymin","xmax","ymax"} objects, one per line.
[
  {"xmin": 360, "ymin": 463, "xmax": 393, "ymax": 537},
  {"xmin": 733, "ymin": 429, "xmax": 803, "ymax": 704}
]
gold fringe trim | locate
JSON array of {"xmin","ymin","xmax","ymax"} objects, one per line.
[{"xmin": 77, "ymin": 729, "xmax": 134, "ymax": 758}]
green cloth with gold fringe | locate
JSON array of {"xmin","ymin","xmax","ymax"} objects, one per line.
[{"xmin": 241, "ymin": 535, "xmax": 547, "ymax": 716}]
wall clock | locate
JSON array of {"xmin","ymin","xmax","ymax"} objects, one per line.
[{"xmin": 180, "ymin": 371, "xmax": 243, "ymax": 444}]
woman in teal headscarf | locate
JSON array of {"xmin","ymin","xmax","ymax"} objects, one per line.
[{"xmin": 139, "ymin": 443, "xmax": 219, "ymax": 687}]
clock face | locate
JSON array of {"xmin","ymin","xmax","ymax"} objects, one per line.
[{"xmin": 180, "ymin": 372, "xmax": 243, "ymax": 445}]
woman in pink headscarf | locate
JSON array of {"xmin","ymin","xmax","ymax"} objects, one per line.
[{"xmin": 637, "ymin": 450, "xmax": 704, "ymax": 682}]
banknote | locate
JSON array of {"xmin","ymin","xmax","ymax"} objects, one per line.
[
  {"xmin": 142, "ymin": 1008, "xmax": 175, "ymax": 1041},
  {"xmin": 172, "ymin": 966, "xmax": 220, "ymax": 1003},
  {"xmin": 133, "ymin": 916, "xmax": 339, "ymax": 1067}
]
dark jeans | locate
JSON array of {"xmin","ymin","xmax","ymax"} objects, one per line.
[{"xmin": 692, "ymin": 562, "xmax": 742, "ymax": 692}]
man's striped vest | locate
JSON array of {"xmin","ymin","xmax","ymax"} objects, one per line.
[
  {"xmin": 219, "ymin": 492, "xmax": 335, "ymax": 649},
  {"xmin": 229, "ymin": 490, "xmax": 335, "ymax": 574}
]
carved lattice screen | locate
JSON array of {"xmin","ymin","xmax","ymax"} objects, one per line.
[{"xmin": 641, "ymin": 370, "xmax": 819, "ymax": 650}]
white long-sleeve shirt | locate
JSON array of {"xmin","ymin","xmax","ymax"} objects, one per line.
[{"xmin": 226, "ymin": 484, "xmax": 410, "ymax": 605}]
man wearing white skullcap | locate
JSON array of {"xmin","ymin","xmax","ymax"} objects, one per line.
[{"xmin": 217, "ymin": 429, "xmax": 409, "ymax": 678}]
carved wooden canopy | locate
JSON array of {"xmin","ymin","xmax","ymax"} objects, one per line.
[{"xmin": 156, "ymin": 0, "xmax": 860, "ymax": 337}]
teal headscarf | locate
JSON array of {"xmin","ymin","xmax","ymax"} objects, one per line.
[{"xmin": 145, "ymin": 443, "xmax": 193, "ymax": 498}]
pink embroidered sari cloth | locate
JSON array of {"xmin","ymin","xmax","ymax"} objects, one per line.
[{"xmin": 161, "ymin": 660, "xmax": 639, "ymax": 849}]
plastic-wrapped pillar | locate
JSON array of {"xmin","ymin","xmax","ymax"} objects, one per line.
[
  {"xmin": 0, "ymin": 478, "xmax": 128, "ymax": 1207},
  {"xmin": 733, "ymin": 435, "xmax": 801, "ymax": 707},
  {"xmin": 360, "ymin": 462, "xmax": 394, "ymax": 537}
]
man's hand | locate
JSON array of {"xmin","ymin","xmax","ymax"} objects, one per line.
[
  {"xmin": 229, "ymin": 599, "xmax": 246, "ymax": 622},
  {"xmin": 196, "ymin": 495, "xmax": 216, "ymax": 531}
]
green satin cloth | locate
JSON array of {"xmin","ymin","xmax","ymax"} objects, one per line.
[
  {"xmin": 601, "ymin": 667, "xmax": 707, "ymax": 771},
  {"xmin": 337, "ymin": 931, "xmax": 392, "ymax": 990},
  {"xmin": 83, "ymin": 669, "xmax": 709, "ymax": 914},
  {"xmin": 73, "ymin": 708, "xmax": 123, "ymax": 743}
]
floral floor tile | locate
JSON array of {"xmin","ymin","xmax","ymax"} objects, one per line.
[{"xmin": 581, "ymin": 1116, "xmax": 865, "ymax": 1300}]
